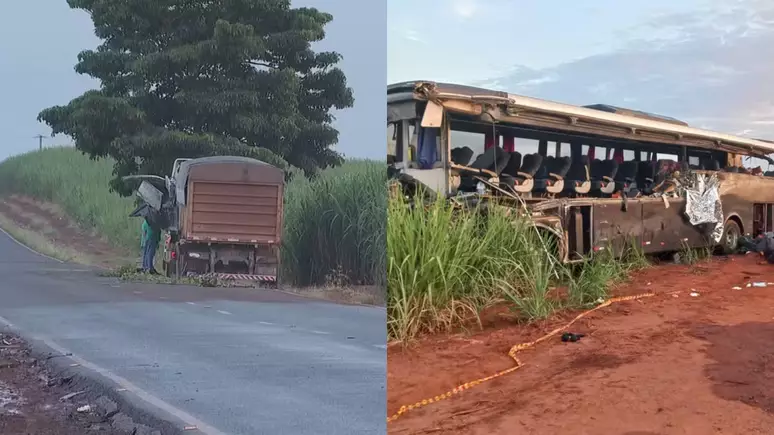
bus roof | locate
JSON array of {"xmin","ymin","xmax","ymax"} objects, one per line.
[{"xmin": 388, "ymin": 80, "xmax": 774, "ymax": 157}]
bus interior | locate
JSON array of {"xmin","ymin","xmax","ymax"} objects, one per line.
[{"xmin": 388, "ymin": 105, "xmax": 774, "ymax": 201}]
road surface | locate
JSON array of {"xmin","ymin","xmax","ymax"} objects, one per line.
[{"xmin": 0, "ymin": 230, "xmax": 386, "ymax": 435}]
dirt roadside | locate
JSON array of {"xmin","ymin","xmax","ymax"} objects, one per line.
[
  {"xmin": 388, "ymin": 254, "xmax": 774, "ymax": 434},
  {"xmin": 0, "ymin": 331, "xmax": 175, "ymax": 434}
]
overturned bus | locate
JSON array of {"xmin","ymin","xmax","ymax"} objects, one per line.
[
  {"xmin": 387, "ymin": 80, "xmax": 774, "ymax": 262},
  {"xmin": 127, "ymin": 156, "xmax": 284, "ymax": 284}
]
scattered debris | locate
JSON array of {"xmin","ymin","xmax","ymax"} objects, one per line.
[
  {"xmin": 59, "ymin": 390, "xmax": 85, "ymax": 402},
  {"xmin": 94, "ymin": 395, "xmax": 119, "ymax": 418},
  {"xmin": 690, "ymin": 292, "xmax": 700, "ymax": 297},
  {"xmin": 561, "ymin": 332, "xmax": 585, "ymax": 343},
  {"xmin": 0, "ymin": 332, "xmax": 170, "ymax": 433},
  {"xmin": 732, "ymin": 286, "xmax": 743, "ymax": 290},
  {"xmin": 0, "ymin": 380, "xmax": 23, "ymax": 415},
  {"xmin": 752, "ymin": 282, "xmax": 768, "ymax": 288},
  {"xmin": 184, "ymin": 425, "xmax": 199, "ymax": 431}
]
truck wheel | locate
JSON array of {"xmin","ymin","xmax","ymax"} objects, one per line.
[{"xmin": 720, "ymin": 219, "xmax": 741, "ymax": 255}]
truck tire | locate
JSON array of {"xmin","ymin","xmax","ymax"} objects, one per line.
[{"xmin": 720, "ymin": 219, "xmax": 741, "ymax": 255}]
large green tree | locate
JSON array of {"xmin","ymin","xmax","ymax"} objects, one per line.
[{"xmin": 39, "ymin": 0, "xmax": 354, "ymax": 195}]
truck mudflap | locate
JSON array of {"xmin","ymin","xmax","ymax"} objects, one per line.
[{"xmin": 199, "ymin": 273, "xmax": 277, "ymax": 283}]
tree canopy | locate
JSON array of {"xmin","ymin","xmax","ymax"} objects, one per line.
[{"xmin": 39, "ymin": 0, "xmax": 354, "ymax": 195}]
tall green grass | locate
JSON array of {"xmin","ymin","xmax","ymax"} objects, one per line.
[
  {"xmin": 0, "ymin": 146, "xmax": 384, "ymax": 287},
  {"xmin": 282, "ymin": 159, "xmax": 386, "ymax": 287},
  {"xmin": 387, "ymin": 194, "xmax": 649, "ymax": 341},
  {"xmin": 0, "ymin": 147, "xmax": 138, "ymax": 248}
]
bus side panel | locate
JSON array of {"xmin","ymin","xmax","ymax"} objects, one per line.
[
  {"xmin": 718, "ymin": 193, "xmax": 753, "ymax": 237},
  {"xmin": 592, "ymin": 201, "xmax": 643, "ymax": 256},
  {"xmin": 641, "ymin": 198, "xmax": 708, "ymax": 252},
  {"xmin": 715, "ymin": 172, "xmax": 774, "ymax": 237}
]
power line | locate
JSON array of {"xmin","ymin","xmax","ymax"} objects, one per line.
[{"xmin": 33, "ymin": 134, "xmax": 45, "ymax": 151}]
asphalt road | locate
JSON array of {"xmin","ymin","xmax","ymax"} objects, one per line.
[{"xmin": 0, "ymin": 231, "xmax": 386, "ymax": 435}]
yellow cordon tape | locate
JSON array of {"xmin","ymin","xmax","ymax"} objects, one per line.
[{"xmin": 386, "ymin": 292, "xmax": 656, "ymax": 424}]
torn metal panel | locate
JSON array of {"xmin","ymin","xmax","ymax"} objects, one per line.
[{"xmin": 137, "ymin": 181, "xmax": 164, "ymax": 211}]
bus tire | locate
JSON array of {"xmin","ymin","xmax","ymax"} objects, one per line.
[{"xmin": 720, "ymin": 219, "xmax": 741, "ymax": 254}]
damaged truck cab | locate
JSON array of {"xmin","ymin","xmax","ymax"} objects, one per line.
[
  {"xmin": 128, "ymin": 156, "xmax": 283, "ymax": 284},
  {"xmin": 388, "ymin": 80, "xmax": 774, "ymax": 261}
]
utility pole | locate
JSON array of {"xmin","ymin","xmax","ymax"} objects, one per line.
[{"xmin": 33, "ymin": 134, "xmax": 45, "ymax": 151}]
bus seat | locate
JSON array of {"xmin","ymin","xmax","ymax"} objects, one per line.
[
  {"xmin": 591, "ymin": 159, "xmax": 618, "ymax": 195},
  {"xmin": 546, "ymin": 156, "xmax": 572, "ymax": 194},
  {"xmin": 701, "ymin": 158, "xmax": 720, "ymax": 171},
  {"xmin": 457, "ymin": 147, "xmax": 510, "ymax": 192},
  {"xmin": 499, "ymin": 151, "xmax": 522, "ymax": 188},
  {"xmin": 564, "ymin": 156, "xmax": 591, "ymax": 194},
  {"xmin": 637, "ymin": 160, "xmax": 656, "ymax": 195},
  {"xmin": 451, "ymin": 146, "xmax": 474, "ymax": 166},
  {"xmin": 655, "ymin": 159, "xmax": 679, "ymax": 183},
  {"xmin": 615, "ymin": 161, "xmax": 639, "ymax": 196},
  {"xmin": 535, "ymin": 156, "xmax": 571, "ymax": 194},
  {"xmin": 511, "ymin": 153, "xmax": 544, "ymax": 193},
  {"xmin": 533, "ymin": 156, "xmax": 553, "ymax": 192},
  {"xmin": 472, "ymin": 146, "xmax": 511, "ymax": 174},
  {"xmin": 502, "ymin": 151, "xmax": 522, "ymax": 177}
]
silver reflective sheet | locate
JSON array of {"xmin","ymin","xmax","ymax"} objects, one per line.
[{"xmin": 683, "ymin": 173, "xmax": 724, "ymax": 242}]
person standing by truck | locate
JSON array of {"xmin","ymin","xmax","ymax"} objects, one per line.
[{"xmin": 141, "ymin": 217, "xmax": 161, "ymax": 274}]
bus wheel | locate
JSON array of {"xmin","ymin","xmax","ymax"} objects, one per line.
[{"xmin": 720, "ymin": 219, "xmax": 741, "ymax": 254}]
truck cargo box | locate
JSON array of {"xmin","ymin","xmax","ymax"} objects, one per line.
[{"xmin": 175, "ymin": 157, "xmax": 284, "ymax": 245}]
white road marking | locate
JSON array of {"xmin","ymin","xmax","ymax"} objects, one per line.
[
  {"xmin": 0, "ymin": 225, "xmax": 64, "ymax": 263},
  {"xmin": 216, "ymin": 310, "xmax": 232, "ymax": 316},
  {"xmin": 310, "ymin": 330, "xmax": 330, "ymax": 335},
  {"xmin": 0, "ymin": 314, "xmax": 225, "ymax": 435},
  {"xmin": 372, "ymin": 345, "xmax": 387, "ymax": 350},
  {"xmin": 258, "ymin": 321, "xmax": 274, "ymax": 325},
  {"xmin": 186, "ymin": 302, "xmax": 197, "ymax": 306}
]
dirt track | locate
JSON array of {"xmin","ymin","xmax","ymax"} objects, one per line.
[{"xmin": 388, "ymin": 254, "xmax": 774, "ymax": 434}]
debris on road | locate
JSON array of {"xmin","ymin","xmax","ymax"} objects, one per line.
[
  {"xmin": 59, "ymin": 390, "xmax": 85, "ymax": 402},
  {"xmin": 0, "ymin": 332, "xmax": 170, "ymax": 434}
]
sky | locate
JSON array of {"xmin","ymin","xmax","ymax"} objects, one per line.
[
  {"xmin": 0, "ymin": 0, "xmax": 385, "ymax": 161},
  {"xmin": 388, "ymin": 0, "xmax": 774, "ymax": 163}
]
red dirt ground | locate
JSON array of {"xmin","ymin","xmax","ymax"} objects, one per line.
[{"xmin": 387, "ymin": 254, "xmax": 774, "ymax": 434}]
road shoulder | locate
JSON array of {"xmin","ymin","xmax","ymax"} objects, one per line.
[{"xmin": 0, "ymin": 330, "xmax": 181, "ymax": 435}]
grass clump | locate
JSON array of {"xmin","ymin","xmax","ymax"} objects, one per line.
[
  {"xmin": 387, "ymin": 194, "xmax": 651, "ymax": 341},
  {"xmin": 677, "ymin": 240, "xmax": 713, "ymax": 265}
]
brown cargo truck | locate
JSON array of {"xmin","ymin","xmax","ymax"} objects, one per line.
[{"xmin": 127, "ymin": 156, "xmax": 284, "ymax": 284}]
